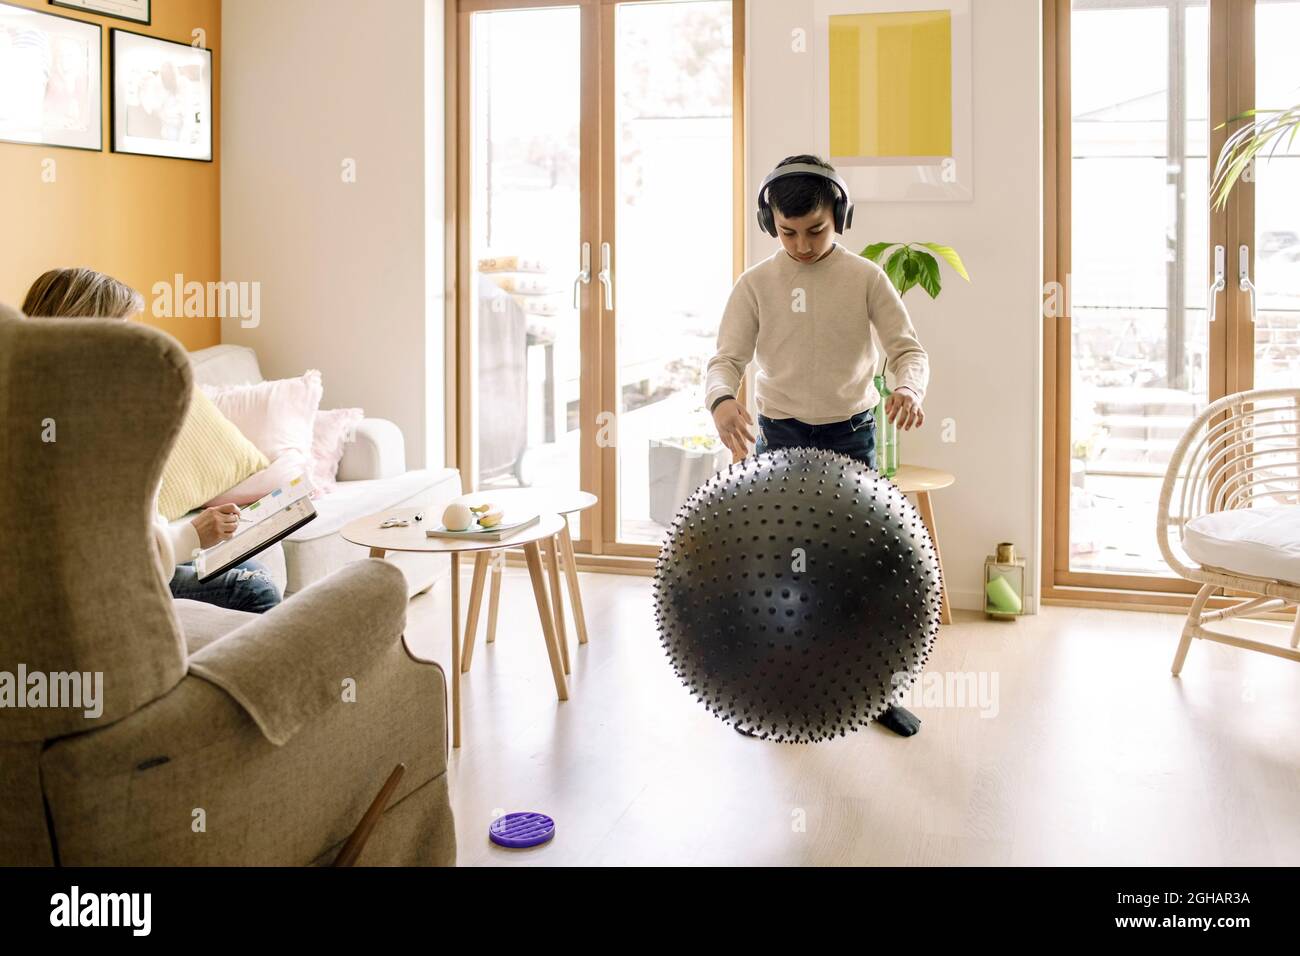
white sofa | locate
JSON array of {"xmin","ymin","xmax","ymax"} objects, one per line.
[{"xmin": 185, "ymin": 344, "xmax": 462, "ymax": 598}]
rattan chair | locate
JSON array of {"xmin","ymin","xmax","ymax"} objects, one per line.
[{"xmin": 1157, "ymin": 387, "xmax": 1300, "ymax": 674}]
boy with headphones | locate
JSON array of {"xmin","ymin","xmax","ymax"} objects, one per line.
[{"xmin": 705, "ymin": 154, "xmax": 930, "ymax": 738}]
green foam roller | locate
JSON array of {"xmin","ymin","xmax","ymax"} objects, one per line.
[{"xmin": 985, "ymin": 573, "xmax": 1022, "ymax": 614}]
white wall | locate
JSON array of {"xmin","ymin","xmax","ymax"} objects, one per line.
[
  {"xmin": 221, "ymin": 0, "xmax": 445, "ymax": 469},
  {"xmin": 746, "ymin": 0, "xmax": 1043, "ymax": 611},
  {"xmin": 218, "ymin": 0, "xmax": 1039, "ymax": 607}
]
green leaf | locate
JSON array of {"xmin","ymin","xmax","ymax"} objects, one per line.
[
  {"xmin": 861, "ymin": 241, "xmax": 896, "ymax": 264},
  {"xmin": 883, "ymin": 247, "xmax": 910, "ymax": 293},
  {"xmin": 915, "ymin": 252, "xmax": 942, "ymax": 298},
  {"xmin": 917, "ymin": 242, "xmax": 971, "ymax": 282},
  {"xmin": 898, "ymin": 252, "xmax": 919, "ymax": 294}
]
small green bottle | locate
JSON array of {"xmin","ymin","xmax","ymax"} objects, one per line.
[{"xmin": 873, "ymin": 374, "xmax": 898, "ymax": 477}]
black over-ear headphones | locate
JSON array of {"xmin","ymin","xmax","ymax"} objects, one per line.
[{"xmin": 756, "ymin": 163, "xmax": 855, "ymax": 237}]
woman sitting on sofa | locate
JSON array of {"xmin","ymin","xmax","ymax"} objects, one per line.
[{"xmin": 21, "ymin": 267, "xmax": 281, "ymax": 614}]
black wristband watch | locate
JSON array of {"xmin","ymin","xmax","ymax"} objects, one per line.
[{"xmin": 709, "ymin": 394, "xmax": 735, "ymax": 413}]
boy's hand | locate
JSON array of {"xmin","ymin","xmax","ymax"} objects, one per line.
[
  {"xmin": 712, "ymin": 398, "xmax": 755, "ymax": 459},
  {"xmin": 886, "ymin": 386, "xmax": 924, "ymax": 431}
]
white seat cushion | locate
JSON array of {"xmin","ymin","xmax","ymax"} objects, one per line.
[
  {"xmin": 280, "ymin": 468, "xmax": 462, "ymax": 596},
  {"xmin": 292, "ymin": 468, "xmax": 457, "ymax": 541},
  {"xmin": 1183, "ymin": 506, "xmax": 1300, "ymax": 584}
]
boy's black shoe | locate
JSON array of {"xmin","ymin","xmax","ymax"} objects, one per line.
[
  {"xmin": 733, "ymin": 705, "xmax": 921, "ymax": 739},
  {"xmin": 876, "ymin": 703, "xmax": 921, "ymax": 737}
]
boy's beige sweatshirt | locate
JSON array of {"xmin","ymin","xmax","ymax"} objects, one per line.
[{"xmin": 704, "ymin": 242, "xmax": 930, "ymax": 425}]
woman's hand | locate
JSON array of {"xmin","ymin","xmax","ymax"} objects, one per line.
[
  {"xmin": 191, "ymin": 503, "xmax": 241, "ymax": 549},
  {"xmin": 712, "ymin": 398, "xmax": 755, "ymax": 460},
  {"xmin": 885, "ymin": 386, "xmax": 924, "ymax": 431}
]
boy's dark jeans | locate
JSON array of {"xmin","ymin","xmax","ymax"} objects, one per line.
[
  {"xmin": 749, "ymin": 407, "xmax": 921, "ymax": 738},
  {"xmin": 754, "ymin": 408, "xmax": 877, "ymax": 469}
]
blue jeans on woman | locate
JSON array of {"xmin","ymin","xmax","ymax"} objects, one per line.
[
  {"xmin": 169, "ymin": 560, "xmax": 282, "ymax": 615},
  {"xmin": 750, "ymin": 407, "xmax": 922, "ymax": 737},
  {"xmin": 754, "ymin": 407, "xmax": 878, "ymax": 469}
]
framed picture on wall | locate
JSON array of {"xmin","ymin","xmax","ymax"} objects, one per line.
[
  {"xmin": 110, "ymin": 28, "xmax": 212, "ymax": 162},
  {"xmin": 50, "ymin": 0, "xmax": 150, "ymax": 26},
  {"xmin": 0, "ymin": 1, "xmax": 102, "ymax": 151},
  {"xmin": 812, "ymin": 0, "xmax": 973, "ymax": 201}
]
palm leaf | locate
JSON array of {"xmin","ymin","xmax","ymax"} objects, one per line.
[{"xmin": 1212, "ymin": 104, "xmax": 1300, "ymax": 209}]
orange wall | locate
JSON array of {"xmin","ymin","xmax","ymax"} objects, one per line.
[{"xmin": 0, "ymin": 0, "xmax": 221, "ymax": 349}]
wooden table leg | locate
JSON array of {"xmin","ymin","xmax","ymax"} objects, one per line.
[
  {"xmin": 486, "ymin": 552, "xmax": 503, "ymax": 644},
  {"xmin": 523, "ymin": 541, "xmax": 569, "ymax": 700},
  {"xmin": 542, "ymin": 535, "xmax": 571, "ymax": 674},
  {"xmin": 450, "ymin": 552, "xmax": 462, "ymax": 747},
  {"xmin": 914, "ymin": 490, "xmax": 953, "ymax": 626},
  {"xmin": 559, "ymin": 522, "xmax": 590, "ymax": 645},
  {"xmin": 461, "ymin": 551, "xmax": 490, "ymax": 673}
]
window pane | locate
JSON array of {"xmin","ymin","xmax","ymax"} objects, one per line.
[
  {"xmin": 1253, "ymin": 0, "xmax": 1300, "ymax": 390},
  {"xmin": 1069, "ymin": 1, "xmax": 1208, "ymax": 575},
  {"xmin": 613, "ymin": 0, "xmax": 734, "ymax": 544},
  {"xmin": 469, "ymin": 7, "xmax": 583, "ymax": 493}
]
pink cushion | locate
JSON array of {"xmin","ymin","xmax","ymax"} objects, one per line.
[
  {"xmin": 204, "ymin": 451, "xmax": 314, "ymax": 507},
  {"xmin": 310, "ymin": 407, "xmax": 364, "ymax": 494},
  {"xmin": 202, "ymin": 370, "xmax": 323, "ymax": 462}
]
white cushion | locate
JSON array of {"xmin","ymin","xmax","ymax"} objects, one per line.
[
  {"xmin": 190, "ymin": 344, "xmax": 264, "ymax": 388},
  {"xmin": 338, "ymin": 418, "xmax": 406, "ymax": 481},
  {"xmin": 1183, "ymin": 506, "xmax": 1300, "ymax": 584}
]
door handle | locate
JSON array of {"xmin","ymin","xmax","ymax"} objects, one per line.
[
  {"xmin": 1239, "ymin": 244, "xmax": 1257, "ymax": 325},
  {"xmin": 1208, "ymin": 244, "xmax": 1225, "ymax": 323},
  {"xmin": 598, "ymin": 242, "xmax": 613, "ymax": 311},
  {"xmin": 573, "ymin": 242, "xmax": 592, "ymax": 309}
]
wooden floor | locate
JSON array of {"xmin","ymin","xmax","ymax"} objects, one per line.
[{"xmin": 404, "ymin": 567, "xmax": 1300, "ymax": 866}]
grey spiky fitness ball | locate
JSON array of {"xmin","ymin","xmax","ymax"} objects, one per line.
[{"xmin": 653, "ymin": 446, "xmax": 943, "ymax": 743}]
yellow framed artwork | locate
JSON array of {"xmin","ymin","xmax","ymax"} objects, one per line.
[{"xmin": 814, "ymin": 0, "xmax": 973, "ymax": 200}]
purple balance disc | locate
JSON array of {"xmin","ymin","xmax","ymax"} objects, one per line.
[{"xmin": 489, "ymin": 812, "xmax": 555, "ymax": 849}]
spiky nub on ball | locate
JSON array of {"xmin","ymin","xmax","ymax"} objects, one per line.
[{"xmin": 653, "ymin": 447, "xmax": 943, "ymax": 743}]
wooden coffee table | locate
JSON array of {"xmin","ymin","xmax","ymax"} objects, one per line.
[
  {"xmin": 451, "ymin": 488, "xmax": 597, "ymax": 675},
  {"xmin": 341, "ymin": 508, "xmax": 568, "ymax": 748}
]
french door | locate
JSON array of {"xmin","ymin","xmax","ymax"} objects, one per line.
[
  {"xmin": 1045, "ymin": 0, "xmax": 1300, "ymax": 603},
  {"xmin": 452, "ymin": 0, "xmax": 745, "ymax": 561}
]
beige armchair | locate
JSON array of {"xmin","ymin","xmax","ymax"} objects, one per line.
[{"xmin": 0, "ymin": 304, "xmax": 455, "ymax": 865}]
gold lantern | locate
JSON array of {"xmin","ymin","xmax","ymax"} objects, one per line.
[{"xmin": 984, "ymin": 542, "xmax": 1026, "ymax": 620}]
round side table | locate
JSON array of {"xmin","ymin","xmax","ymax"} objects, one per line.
[
  {"xmin": 452, "ymin": 489, "xmax": 597, "ymax": 675},
  {"xmin": 888, "ymin": 464, "xmax": 955, "ymax": 625},
  {"xmin": 341, "ymin": 509, "xmax": 567, "ymax": 749}
]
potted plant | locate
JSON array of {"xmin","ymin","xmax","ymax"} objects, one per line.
[
  {"xmin": 649, "ymin": 431, "xmax": 730, "ymax": 527},
  {"xmin": 1212, "ymin": 103, "xmax": 1300, "ymax": 208},
  {"xmin": 859, "ymin": 242, "xmax": 971, "ymax": 476}
]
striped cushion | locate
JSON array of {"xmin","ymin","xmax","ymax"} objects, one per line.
[{"xmin": 158, "ymin": 389, "xmax": 269, "ymax": 520}]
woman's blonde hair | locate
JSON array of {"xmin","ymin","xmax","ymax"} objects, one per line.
[{"xmin": 21, "ymin": 267, "xmax": 145, "ymax": 320}]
